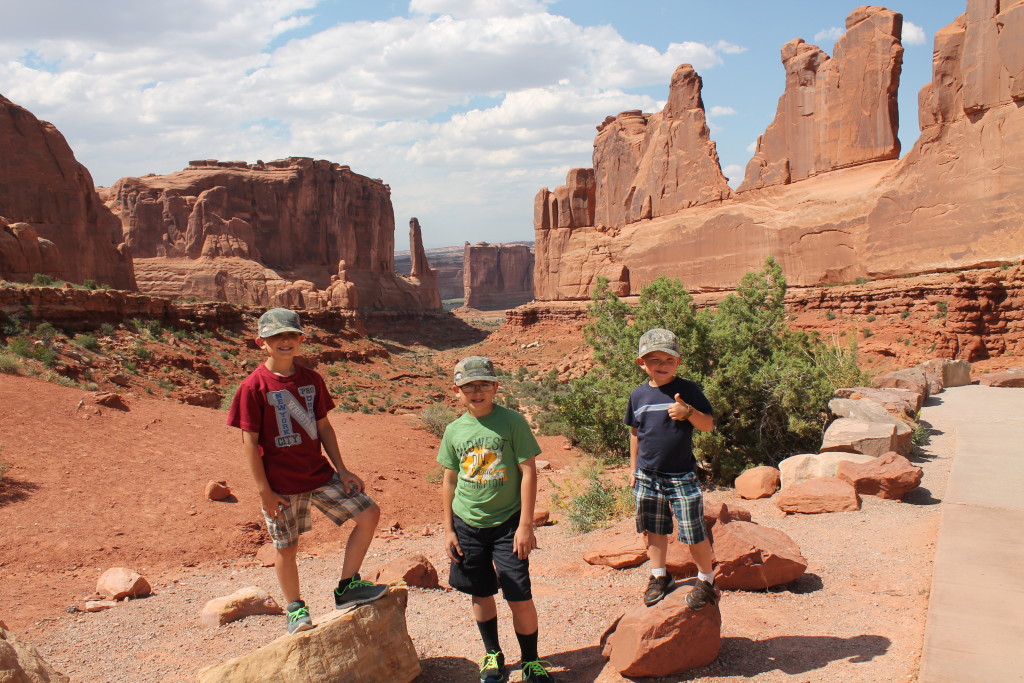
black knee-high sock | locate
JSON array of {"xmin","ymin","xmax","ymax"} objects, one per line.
[
  {"xmin": 516, "ymin": 629, "xmax": 539, "ymax": 663},
  {"xmin": 477, "ymin": 616, "xmax": 501, "ymax": 654}
]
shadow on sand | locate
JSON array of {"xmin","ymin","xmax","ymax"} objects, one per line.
[{"xmin": 0, "ymin": 476, "xmax": 39, "ymax": 507}]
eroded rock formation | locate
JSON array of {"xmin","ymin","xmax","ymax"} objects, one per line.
[
  {"xmin": 740, "ymin": 7, "xmax": 904, "ymax": 191},
  {"xmin": 0, "ymin": 94, "xmax": 135, "ymax": 289},
  {"xmin": 105, "ymin": 158, "xmax": 439, "ymax": 311},
  {"xmin": 463, "ymin": 242, "xmax": 534, "ymax": 309},
  {"xmin": 530, "ymin": 2, "xmax": 1024, "ymax": 303}
]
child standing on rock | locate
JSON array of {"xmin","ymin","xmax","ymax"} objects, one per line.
[
  {"xmin": 438, "ymin": 356, "xmax": 556, "ymax": 683},
  {"xmin": 626, "ymin": 329, "xmax": 719, "ymax": 609},
  {"xmin": 227, "ymin": 307, "xmax": 385, "ymax": 635}
]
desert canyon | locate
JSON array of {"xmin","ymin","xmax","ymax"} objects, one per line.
[{"xmin": 2, "ymin": 1, "xmax": 1024, "ymax": 682}]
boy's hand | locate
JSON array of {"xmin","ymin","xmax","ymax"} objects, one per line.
[
  {"xmin": 337, "ymin": 468, "xmax": 364, "ymax": 495},
  {"xmin": 259, "ymin": 489, "xmax": 289, "ymax": 519},
  {"xmin": 667, "ymin": 394, "xmax": 694, "ymax": 421},
  {"xmin": 445, "ymin": 531, "xmax": 463, "ymax": 562},
  {"xmin": 514, "ymin": 524, "xmax": 537, "ymax": 560}
]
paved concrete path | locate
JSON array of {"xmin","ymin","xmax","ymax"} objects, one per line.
[{"xmin": 918, "ymin": 384, "xmax": 1024, "ymax": 683}]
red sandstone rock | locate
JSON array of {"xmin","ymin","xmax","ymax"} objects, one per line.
[
  {"xmin": 601, "ymin": 588, "xmax": 721, "ymax": 677},
  {"xmin": 919, "ymin": 358, "xmax": 972, "ymax": 387},
  {"xmin": 106, "ymin": 158, "xmax": 438, "ymax": 311},
  {"xmin": 0, "ymin": 95, "xmax": 135, "ymax": 289},
  {"xmin": 373, "ymin": 553, "xmax": 439, "ymax": 589},
  {"xmin": 779, "ymin": 452, "xmax": 875, "ymax": 489},
  {"xmin": 836, "ymin": 452, "xmax": 923, "ymax": 500},
  {"xmin": 711, "ymin": 519, "xmax": 807, "ymax": 590},
  {"xmin": 200, "ymin": 586, "xmax": 283, "ymax": 628},
  {"xmin": 255, "ymin": 543, "xmax": 276, "ymax": 567},
  {"xmin": 734, "ymin": 466, "xmax": 781, "ymax": 499},
  {"xmin": 978, "ymin": 367, "xmax": 1024, "ymax": 387},
  {"xmin": 462, "ymin": 242, "xmax": 534, "ymax": 309},
  {"xmin": 828, "ymin": 398, "xmax": 913, "ymax": 455},
  {"xmin": 583, "ymin": 518, "xmax": 648, "ymax": 569},
  {"xmin": 835, "ymin": 386, "xmax": 923, "ymax": 417},
  {"xmin": 740, "ymin": 8, "xmax": 903, "ymax": 191},
  {"xmin": 96, "ymin": 567, "xmax": 151, "ymax": 600},
  {"xmin": 873, "ymin": 367, "xmax": 937, "ymax": 398},
  {"xmin": 821, "ymin": 418, "xmax": 901, "ymax": 457},
  {"xmin": 205, "ymin": 480, "xmax": 232, "ymax": 501},
  {"xmin": 0, "ymin": 625, "xmax": 70, "ymax": 682},
  {"xmin": 775, "ymin": 477, "xmax": 861, "ymax": 514}
]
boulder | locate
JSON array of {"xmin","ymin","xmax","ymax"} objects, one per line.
[
  {"xmin": 84, "ymin": 600, "xmax": 118, "ymax": 613},
  {"xmin": 200, "ymin": 586, "xmax": 283, "ymax": 628},
  {"xmin": 828, "ymin": 398, "xmax": 913, "ymax": 454},
  {"xmin": 198, "ymin": 588, "xmax": 419, "ymax": 683},
  {"xmin": 583, "ymin": 518, "xmax": 648, "ymax": 569},
  {"xmin": 255, "ymin": 543, "xmax": 277, "ymax": 567},
  {"xmin": 0, "ymin": 625, "xmax": 70, "ymax": 682},
  {"xmin": 601, "ymin": 587, "xmax": 721, "ymax": 677},
  {"xmin": 778, "ymin": 452, "xmax": 875, "ymax": 488},
  {"xmin": 872, "ymin": 367, "xmax": 938, "ymax": 398},
  {"xmin": 820, "ymin": 418, "xmax": 900, "ymax": 457},
  {"xmin": 533, "ymin": 508, "xmax": 552, "ymax": 526},
  {"xmin": 711, "ymin": 519, "xmax": 807, "ymax": 590},
  {"xmin": 462, "ymin": 242, "xmax": 534, "ymax": 309},
  {"xmin": 373, "ymin": 553, "xmax": 440, "ymax": 589},
  {"xmin": 919, "ymin": 359, "xmax": 972, "ymax": 388},
  {"xmin": 96, "ymin": 567, "xmax": 151, "ymax": 600},
  {"xmin": 734, "ymin": 466, "xmax": 781, "ymax": 499},
  {"xmin": 837, "ymin": 452, "xmax": 924, "ymax": 500},
  {"xmin": 978, "ymin": 368, "xmax": 1024, "ymax": 388},
  {"xmin": 205, "ymin": 480, "xmax": 232, "ymax": 501},
  {"xmin": 775, "ymin": 477, "xmax": 861, "ymax": 514},
  {"xmin": 834, "ymin": 387, "xmax": 924, "ymax": 418}
]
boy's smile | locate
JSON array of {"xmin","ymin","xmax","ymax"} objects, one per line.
[
  {"xmin": 454, "ymin": 380, "xmax": 498, "ymax": 417},
  {"xmin": 259, "ymin": 331, "xmax": 304, "ymax": 370},
  {"xmin": 638, "ymin": 351, "xmax": 681, "ymax": 387}
]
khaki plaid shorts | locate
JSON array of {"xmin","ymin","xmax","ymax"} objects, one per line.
[{"xmin": 263, "ymin": 474, "xmax": 374, "ymax": 549}]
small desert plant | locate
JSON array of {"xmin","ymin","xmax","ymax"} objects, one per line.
[
  {"xmin": 934, "ymin": 301, "xmax": 949, "ymax": 318},
  {"xmin": 99, "ymin": 323, "xmax": 116, "ymax": 336},
  {"xmin": 0, "ymin": 353, "xmax": 21, "ymax": 375},
  {"xmin": 31, "ymin": 273, "xmax": 60, "ymax": 286},
  {"xmin": 865, "ymin": 315, "xmax": 877, "ymax": 322},
  {"xmin": 73, "ymin": 333, "xmax": 100, "ymax": 351},
  {"xmin": 419, "ymin": 403, "xmax": 457, "ymax": 438},
  {"xmin": 219, "ymin": 383, "xmax": 240, "ymax": 410},
  {"xmin": 551, "ymin": 466, "xmax": 632, "ymax": 534},
  {"xmin": 900, "ymin": 310, "xmax": 911, "ymax": 319},
  {"xmin": 862, "ymin": 328, "xmax": 874, "ymax": 338},
  {"xmin": 825, "ymin": 311, "xmax": 836, "ymax": 321}
]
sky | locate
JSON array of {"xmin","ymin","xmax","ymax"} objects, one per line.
[{"xmin": 0, "ymin": 0, "xmax": 968, "ymax": 249}]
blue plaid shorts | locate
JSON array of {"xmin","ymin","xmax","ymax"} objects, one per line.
[{"xmin": 633, "ymin": 469, "xmax": 707, "ymax": 545}]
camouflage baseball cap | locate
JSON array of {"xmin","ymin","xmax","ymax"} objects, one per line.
[
  {"xmin": 453, "ymin": 356, "xmax": 497, "ymax": 386},
  {"xmin": 257, "ymin": 308, "xmax": 304, "ymax": 338},
  {"xmin": 638, "ymin": 328, "xmax": 680, "ymax": 358}
]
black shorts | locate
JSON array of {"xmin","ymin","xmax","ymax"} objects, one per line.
[{"xmin": 449, "ymin": 511, "xmax": 532, "ymax": 602}]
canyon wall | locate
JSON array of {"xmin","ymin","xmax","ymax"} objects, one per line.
[
  {"xmin": 463, "ymin": 242, "xmax": 534, "ymax": 310},
  {"xmin": 532, "ymin": 1, "xmax": 1024, "ymax": 302},
  {"xmin": 0, "ymin": 94, "xmax": 135, "ymax": 289},
  {"xmin": 104, "ymin": 158, "xmax": 439, "ymax": 311}
]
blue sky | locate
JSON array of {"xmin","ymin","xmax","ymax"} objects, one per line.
[{"xmin": 0, "ymin": 0, "xmax": 966, "ymax": 249}]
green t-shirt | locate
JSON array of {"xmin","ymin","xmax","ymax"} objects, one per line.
[{"xmin": 437, "ymin": 405, "xmax": 542, "ymax": 528}]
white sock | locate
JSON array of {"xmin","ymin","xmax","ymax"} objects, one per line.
[
  {"xmin": 651, "ymin": 567, "xmax": 667, "ymax": 578},
  {"xmin": 697, "ymin": 571, "xmax": 714, "ymax": 584}
]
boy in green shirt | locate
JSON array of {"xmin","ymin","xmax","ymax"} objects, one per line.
[{"xmin": 438, "ymin": 356, "xmax": 555, "ymax": 683}]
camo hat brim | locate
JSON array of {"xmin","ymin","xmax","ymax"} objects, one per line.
[
  {"xmin": 637, "ymin": 328, "xmax": 680, "ymax": 358},
  {"xmin": 257, "ymin": 308, "xmax": 304, "ymax": 338},
  {"xmin": 453, "ymin": 355, "xmax": 498, "ymax": 386}
]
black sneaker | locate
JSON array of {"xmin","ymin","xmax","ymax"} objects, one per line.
[
  {"xmin": 685, "ymin": 578, "xmax": 720, "ymax": 610},
  {"xmin": 285, "ymin": 600, "xmax": 313, "ymax": 634},
  {"xmin": 521, "ymin": 659, "xmax": 555, "ymax": 682},
  {"xmin": 478, "ymin": 651, "xmax": 507, "ymax": 683},
  {"xmin": 643, "ymin": 574, "xmax": 674, "ymax": 606},
  {"xmin": 334, "ymin": 573, "xmax": 388, "ymax": 610}
]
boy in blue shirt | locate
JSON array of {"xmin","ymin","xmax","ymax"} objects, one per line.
[{"xmin": 625, "ymin": 329, "xmax": 719, "ymax": 609}]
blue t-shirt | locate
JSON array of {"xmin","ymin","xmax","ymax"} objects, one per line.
[{"xmin": 624, "ymin": 377, "xmax": 713, "ymax": 475}]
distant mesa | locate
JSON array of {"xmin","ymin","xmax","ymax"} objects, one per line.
[
  {"xmin": 463, "ymin": 241, "xmax": 534, "ymax": 310},
  {"xmin": 532, "ymin": 2, "xmax": 1024, "ymax": 301},
  {"xmin": 0, "ymin": 93, "xmax": 135, "ymax": 289}
]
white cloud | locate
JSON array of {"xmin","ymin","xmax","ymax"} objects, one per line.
[
  {"xmin": 410, "ymin": 0, "xmax": 553, "ymax": 18},
  {"xmin": 714, "ymin": 40, "xmax": 747, "ymax": 55},
  {"xmin": 708, "ymin": 105, "xmax": 737, "ymax": 117},
  {"xmin": 722, "ymin": 163, "xmax": 744, "ymax": 181},
  {"xmin": 813, "ymin": 26, "xmax": 844, "ymax": 44},
  {"xmin": 902, "ymin": 21, "xmax": 926, "ymax": 45},
  {"xmin": 746, "ymin": 140, "xmax": 758, "ymax": 154}
]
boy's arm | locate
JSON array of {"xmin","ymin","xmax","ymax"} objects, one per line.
[
  {"xmin": 317, "ymin": 416, "xmax": 364, "ymax": 493},
  {"xmin": 441, "ymin": 467, "xmax": 462, "ymax": 562},
  {"xmin": 629, "ymin": 427, "xmax": 639, "ymax": 486},
  {"xmin": 242, "ymin": 430, "xmax": 289, "ymax": 516},
  {"xmin": 514, "ymin": 458, "xmax": 539, "ymax": 560},
  {"xmin": 668, "ymin": 394, "xmax": 715, "ymax": 432}
]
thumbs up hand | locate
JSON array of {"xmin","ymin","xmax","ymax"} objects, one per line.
[{"xmin": 667, "ymin": 394, "xmax": 695, "ymax": 421}]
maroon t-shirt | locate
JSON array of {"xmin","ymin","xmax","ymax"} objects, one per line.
[{"xmin": 227, "ymin": 363, "xmax": 336, "ymax": 495}]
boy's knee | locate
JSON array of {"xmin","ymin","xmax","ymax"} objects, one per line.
[
  {"xmin": 357, "ymin": 502, "xmax": 381, "ymax": 526},
  {"xmin": 276, "ymin": 545, "xmax": 299, "ymax": 560}
]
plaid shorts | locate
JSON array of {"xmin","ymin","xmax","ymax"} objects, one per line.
[
  {"xmin": 263, "ymin": 474, "xmax": 374, "ymax": 549},
  {"xmin": 633, "ymin": 469, "xmax": 707, "ymax": 545}
]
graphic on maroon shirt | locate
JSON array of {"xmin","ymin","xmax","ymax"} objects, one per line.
[{"xmin": 268, "ymin": 386, "xmax": 318, "ymax": 448}]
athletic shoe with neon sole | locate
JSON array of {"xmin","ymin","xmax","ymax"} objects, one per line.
[
  {"xmin": 285, "ymin": 600, "xmax": 313, "ymax": 634},
  {"xmin": 334, "ymin": 573, "xmax": 387, "ymax": 610}
]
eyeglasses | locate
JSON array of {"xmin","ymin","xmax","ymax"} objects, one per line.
[{"xmin": 460, "ymin": 382, "xmax": 495, "ymax": 394}]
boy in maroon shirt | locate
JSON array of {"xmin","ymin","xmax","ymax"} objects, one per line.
[{"xmin": 227, "ymin": 308, "xmax": 384, "ymax": 634}]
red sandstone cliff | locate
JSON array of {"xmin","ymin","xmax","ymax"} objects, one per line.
[
  {"xmin": 463, "ymin": 242, "xmax": 534, "ymax": 310},
  {"xmin": 0, "ymin": 94, "xmax": 135, "ymax": 289},
  {"xmin": 740, "ymin": 7, "xmax": 904, "ymax": 191},
  {"xmin": 104, "ymin": 159, "xmax": 439, "ymax": 311},
  {"xmin": 531, "ymin": 2, "xmax": 1024, "ymax": 301}
]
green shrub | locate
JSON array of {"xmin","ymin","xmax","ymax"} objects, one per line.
[
  {"xmin": 865, "ymin": 315, "xmax": 876, "ymax": 322},
  {"xmin": 31, "ymin": 273, "xmax": 60, "ymax": 286},
  {"xmin": 900, "ymin": 310, "xmax": 911, "ymax": 319},
  {"xmin": 74, "ymin": 333, "xmax": 100, "ymax": 351},
  {"xmin": 99, "ymin": 323, "xmax": 116, "ymax": 336},
  {"xmin": 0, "ymin": 353, "xmax": 21, "ymax": 374},
  {"xmin": 934, "ymin": 301, "xmax": 949, "ymax": 318},
  {"xmin": 7, "ymin": 337, "xmax": 33, "ymax": 358},
  {"xmin": 419, "ymin": 403, "xmax": 457, "ymax": 438},
  {"xmin": 551, "ymin": 466, "xmax": 632, "ymax": 534},
  {"xmin": 555, "ymin": 258, "xmax": 869, "ymax": 482},
  {"xmin": 34, "ymin": 322, "xmax": 59, "ymax": 341},
  {"xmin": 825, "ymin": 311, "xmax": 836, "ymax": 321},
  {"xmin": 862, "ymin": 328, "xmax": 873, "ymax": 338}
]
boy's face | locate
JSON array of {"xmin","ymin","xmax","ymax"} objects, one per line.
[
  {"xmin": 637, "ymin": 351, "xmax": 681, "ymax": 386},
  {"xmin": 257, "ymin": 331, "xmax": 304, "ymax": 362},
  {"xmin": 453, "ymin": 380, "xmax": 498, "ymax": 417}
]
